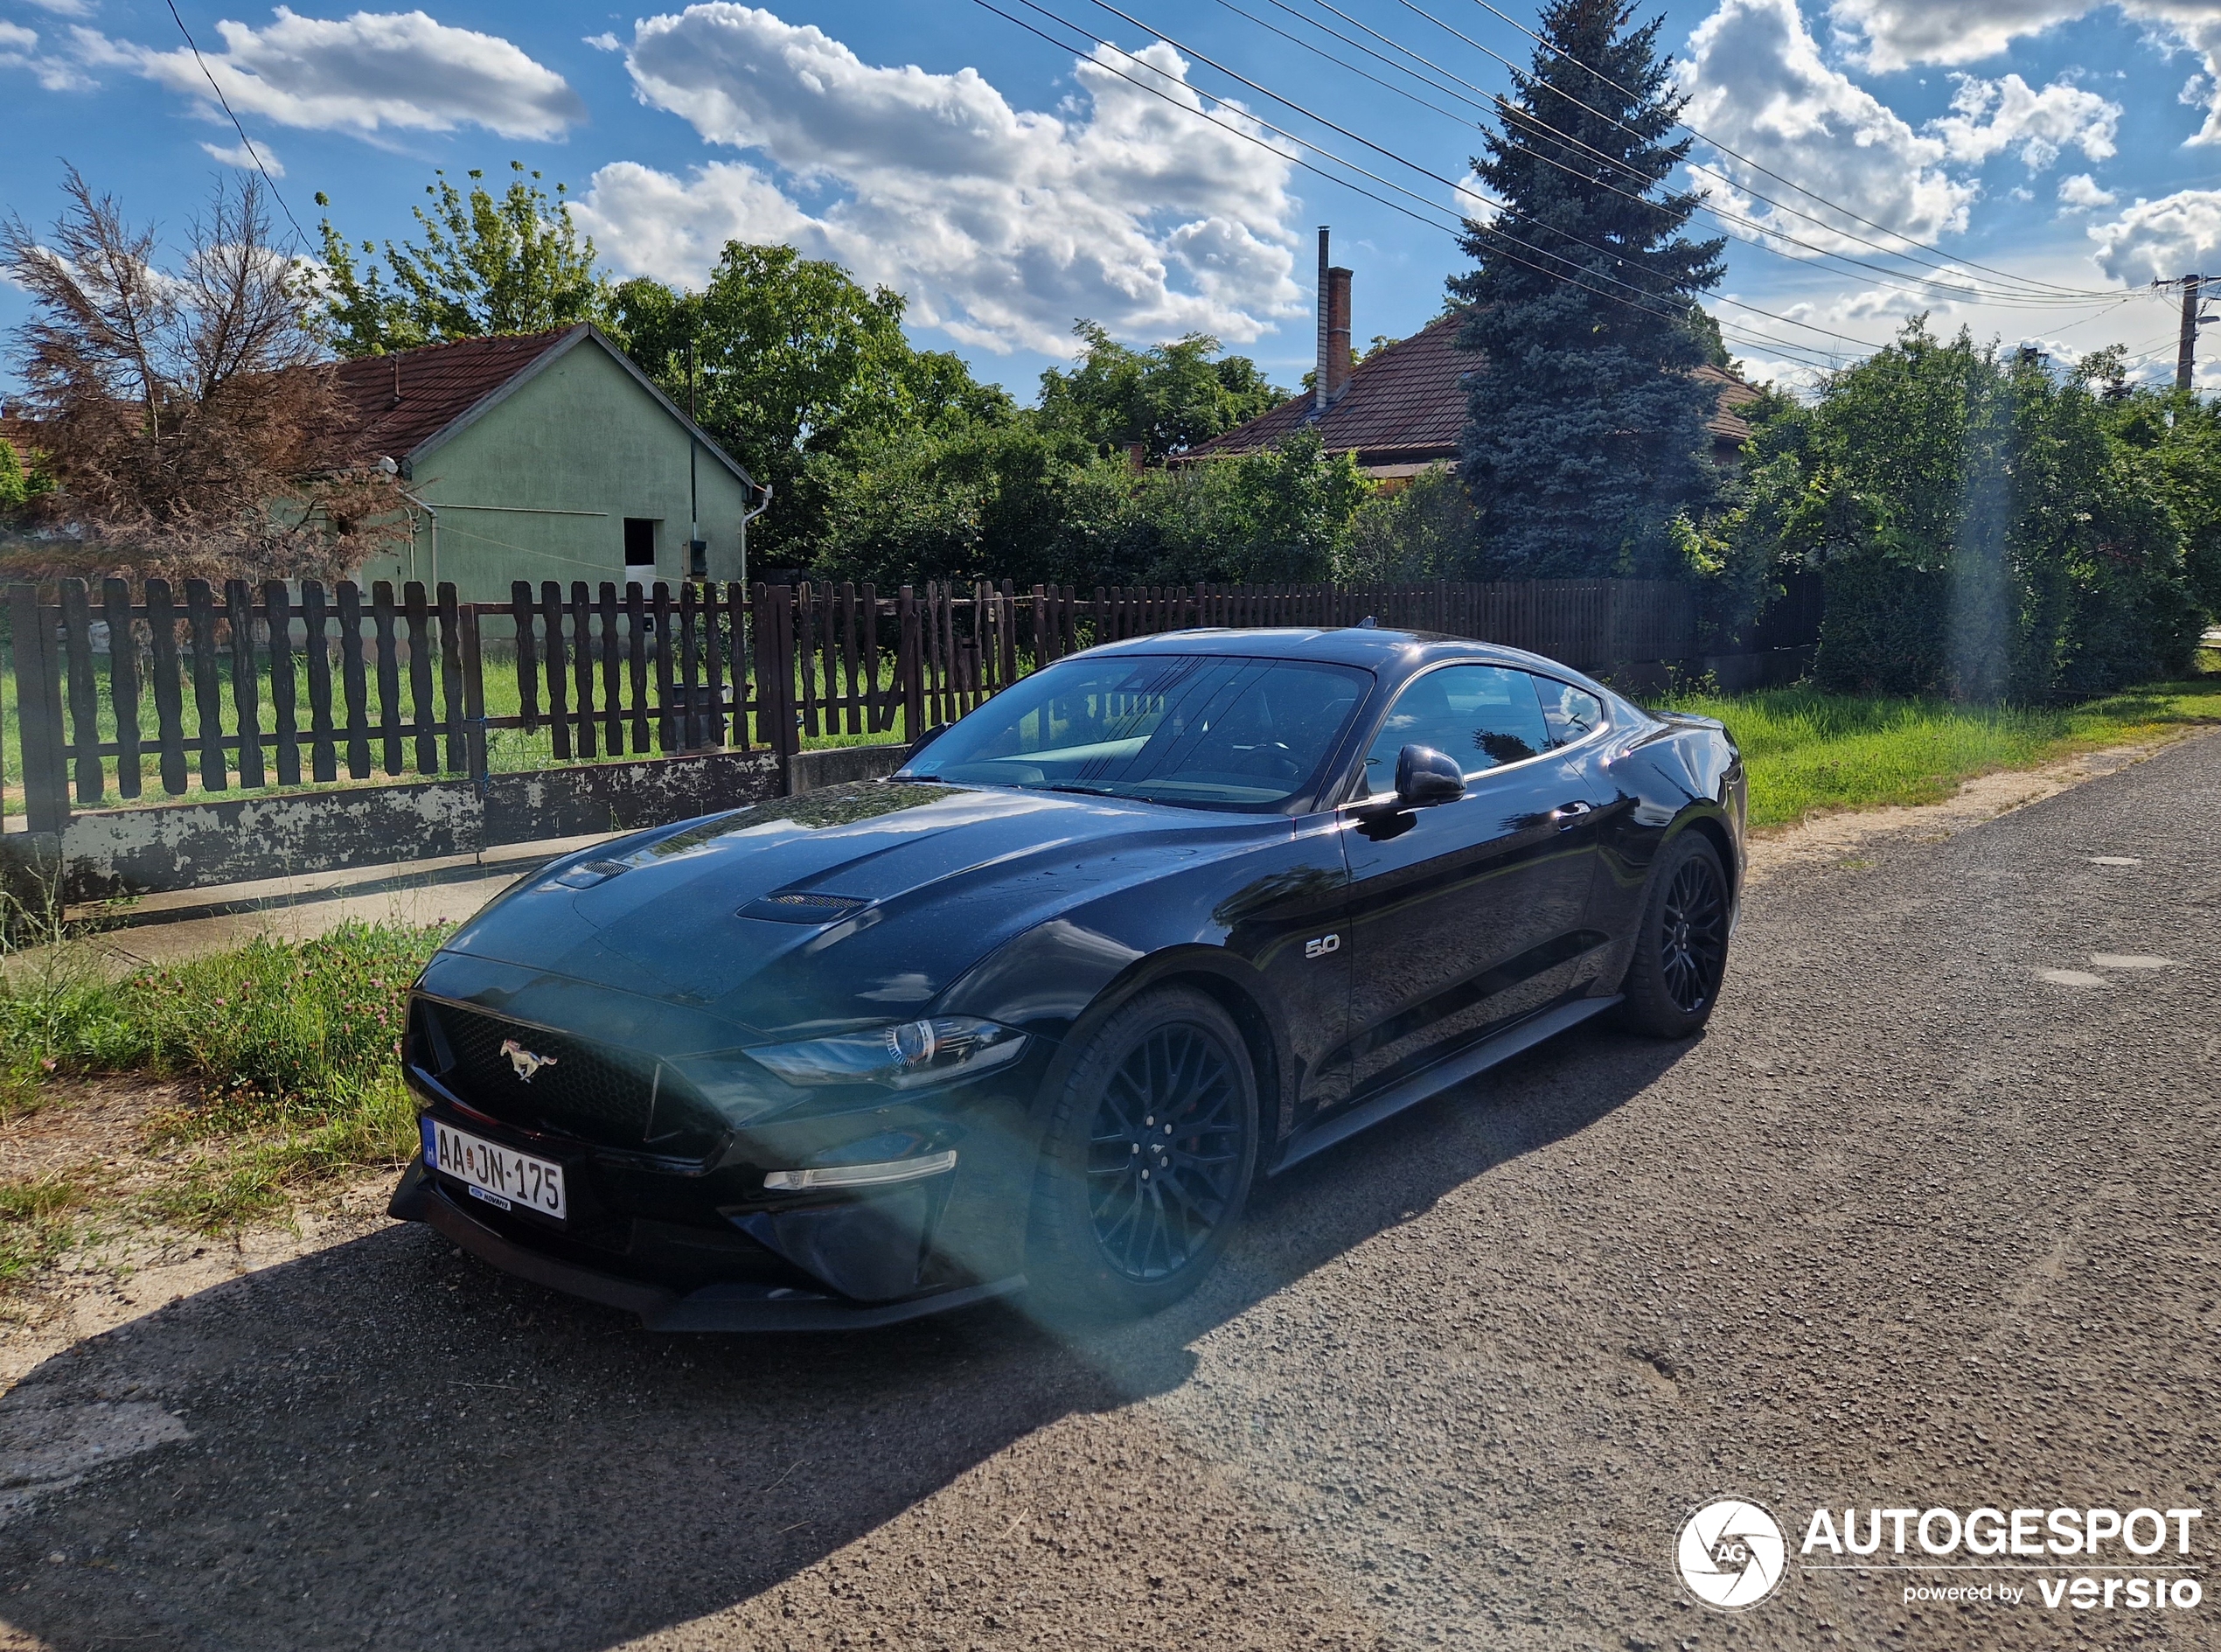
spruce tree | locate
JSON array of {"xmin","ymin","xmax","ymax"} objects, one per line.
[{"xmin": 1451, "ymin": 0, "xmax": 1727, "ymax": 576}]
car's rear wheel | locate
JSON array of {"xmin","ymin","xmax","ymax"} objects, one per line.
[
  {"xmin": 1615, "ymin": 832, "xmax": 1731, "ymax": 1039},
  {"xmin": 1027, "ymin": 986, "xmax": 1258, "ymax": 1323}
]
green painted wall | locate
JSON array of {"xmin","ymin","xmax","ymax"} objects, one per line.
[{"xmin": 352, "ymin": 336, "xmax": 757, "ymax": 603}]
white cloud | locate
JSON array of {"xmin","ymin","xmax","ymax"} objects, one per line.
[
  {"xmin": 2088, "ymin": 188, "xmax": 2221, "ymax": 282},
  {"xmin": 575, "ymin": 6, "xmax": 1303, "ymax": 354},
  {"xmin": 199, "ymin": 139, "xmax": 282, "ymax": 174},
  {"xmin": 583, "ymin": 31, "xmax": 620, "ymax": 51},
  {"xmin": 2057, "ymin": 171, "xmax": 2117, "ymax": 208},
  {"xmin": 1828, "ymin": 0, "xmax": 2089, "ymax": 71},
  {"xmin": 1841, "ymin": 282, "xmax": 1929, "ymax": 319},
  {"xmin": 18, "ymin": 0, "xmax": 92, "ymax": 16},
  {"xmin": 1677, "ymin": 0, "xmax": 1974, "ymax": 254},
  {"xmin": 1829, "ymin": 0, "xmax": 2221, "ymax": 144},
  {"xmin": 1927, "ymin": 72, "xmax": 2120, "ymax": 168},
  {"xmin": 110, "ymin": 7, "xmax": 583, "ymax": 140},
  {"xmin": 0, "ymin": 17, "xmax": 92, "ymax": 88}
]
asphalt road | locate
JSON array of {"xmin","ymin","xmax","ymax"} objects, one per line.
[{"xmin": 3, "ymin": 733, "xmax": 2217, "ymax": 1650}]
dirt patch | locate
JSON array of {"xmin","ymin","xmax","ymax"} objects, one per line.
[
  {"xmin": 0, "ymin": 1077, "xmax": 190, "ymax": 1181},
  {"xmin": 1743, "ymin": 726, "xmax": 2214, "ymax": 884},
  {"xmin": 0, "ymin": 1074, "xmax": 400, "ymax": 1391},
  {"xmin": 0, "ymin": 1172, "xmax": 395, "ymax": 1393}
]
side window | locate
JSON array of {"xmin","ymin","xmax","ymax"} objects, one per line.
[
  {"xmin": 1535, "ymin": 679, "xmax": 1605, "ymax": 748},
  {"xmin": 1361, "ymin": 665, "xmax": 1554, "ymax": 792}
]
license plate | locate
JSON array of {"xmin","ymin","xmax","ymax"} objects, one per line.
[{"xmin": 422, "ymin": 1118, "xmax": 567, "ymax": 1221}]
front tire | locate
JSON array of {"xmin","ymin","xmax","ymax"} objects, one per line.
[
  {"xmin": 1615, "ymin": 832, "xmax": 1731, "ymax": 1039},
  {"xmin": 1027, "ymin": 986, "xmax": 1259, "ymax": 1324}
]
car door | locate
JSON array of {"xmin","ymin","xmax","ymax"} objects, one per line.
[{"xmin": 1338, "ymin": 663, "xmax": 1610, "ymax": 1099}]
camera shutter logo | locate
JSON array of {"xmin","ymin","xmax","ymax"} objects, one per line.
[{"xmin": 1676, "ymin": 1498, "xmax": 1786, "ymax": 1609}]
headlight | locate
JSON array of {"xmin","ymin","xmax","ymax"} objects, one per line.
[{"xmin": 748, "ymin": 1016, "xmax": 1027, "ymax": 1090}]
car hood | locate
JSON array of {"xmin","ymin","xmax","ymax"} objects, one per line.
[{"xmin": 432, "ymin": 781, "xmax": 1281, "ymax": 1045}]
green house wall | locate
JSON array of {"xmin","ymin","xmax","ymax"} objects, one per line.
[{"xmin": 352, "ymin": 337, "xmax": 756, "ymax": 603}]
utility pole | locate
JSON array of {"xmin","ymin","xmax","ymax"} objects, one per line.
[{"xmin": 2178, "ymin": 273, "xmax": 2201, "ymax": 393}]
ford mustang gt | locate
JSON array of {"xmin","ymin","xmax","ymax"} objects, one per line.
[{"xmin": 388, "ymin": 625, "xmax": 1744, "ymax": 1328}]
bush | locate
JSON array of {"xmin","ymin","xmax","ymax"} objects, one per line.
[
  {"xmin": 1337, "ymin": 464, "xmax": 1478, "ymax": 582},
  {"xmin": 1734, "ymin": 324, "xmax": 2204, "ymax": 703}
]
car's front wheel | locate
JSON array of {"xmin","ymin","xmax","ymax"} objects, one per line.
[
  {"xmin": 1615, "ymin": 830, "xmax": 1732, "ymax": 1038},
  {"xmin": 1026, "ymin": 986, "xmax": 1259, "ymax": 1323}
]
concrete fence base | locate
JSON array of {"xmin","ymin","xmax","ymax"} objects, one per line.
[{"xmin": 2, "ymin": 742, "xmax": 912, "ymax": 905}]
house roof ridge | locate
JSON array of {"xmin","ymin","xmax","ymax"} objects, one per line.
[{"xmin": 1182, "ymin": 308, "xmax": 1760, "ymax": 465}]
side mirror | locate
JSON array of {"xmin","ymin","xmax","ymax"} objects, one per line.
[{"xmin": 1394, "ymin": 744, "xmax": 1466, "ymax": 808}]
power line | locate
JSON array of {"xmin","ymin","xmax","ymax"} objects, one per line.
[
  {"xmin": 1239, "ymin": 0, "xmax": 2133, "ymax": 313},
  {"xmin": 161, "ymin": 0, "xmax": 306, "ymax": 247},
  {"xmin": 973, "ymin": 0, "xmax": 1846, "ymax": 367},
  {"xmin": 1445, "ymin": 0, "xmax": 2126, "ymax": 302},
  {"xmin": 1062, "ymin": 0, "xmax": 1891, "ymax": 352}
]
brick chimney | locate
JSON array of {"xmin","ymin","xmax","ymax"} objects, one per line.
[
  {"xmin": 1325, "ymin": 264, "xmax": 1353, "ymax": 405},
  {"xmin": 1314, "ymin": 227, "xmax": 1353, "ymax": 410}
]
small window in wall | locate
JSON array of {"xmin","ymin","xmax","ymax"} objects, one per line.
[{"xmin": 623, "ymin": 518, "xmax": 658, "ymax": 567}]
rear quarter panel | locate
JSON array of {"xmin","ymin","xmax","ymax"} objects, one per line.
[{"xmin": 1586, "ymin": 713, "xmax": 1746, "ymax": 984}]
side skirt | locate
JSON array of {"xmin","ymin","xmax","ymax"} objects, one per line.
[{"xmin": 1268, "ymin": 993, "xmax": 1623, "ymax": 1175}]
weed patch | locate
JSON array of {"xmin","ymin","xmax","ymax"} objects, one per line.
[{"xmin": 0, "ymin": 920, "xmax": 447, "ymax": 1266}]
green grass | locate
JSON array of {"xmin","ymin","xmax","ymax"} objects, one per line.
[
  {"xmin": 0, "ymin": 919, "xmax": 446, "ymax": 1270},
  {"xmin": 1665, "ymin": 671, "xmax": 2221, "ymax": 831}
]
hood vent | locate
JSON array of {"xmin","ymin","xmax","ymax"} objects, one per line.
[{"xmin": 739, "ymin": 891, "xmax": 871, "ymax": 924}]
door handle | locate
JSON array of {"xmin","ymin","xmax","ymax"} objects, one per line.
[{"xmin": 1550, "ymin": 799, "xmax": 1594, "ymax": 824}]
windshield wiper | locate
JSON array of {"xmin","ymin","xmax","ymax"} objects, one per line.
[{"xmin": 1040, "ymin": 782, "xmax": 1129, "ymax": 798}]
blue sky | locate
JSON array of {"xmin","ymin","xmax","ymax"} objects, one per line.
[{"xmin": 3, "ymin": 0, "xmax": 2218, "ymax": 404}]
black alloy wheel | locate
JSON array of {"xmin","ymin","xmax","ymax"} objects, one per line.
[
  {"xmin": 1658, "ymin": 852, "xmax": 1728, "ymax": 1015},
  {"xmin": 1085, "ymin": 1022, "xmax": 1246, "ymax": 1281},
  {"xmin": 1028, "ymin": 986, "xmax": 1259, "ymax": 1321},
  {"xmin": 1615, "ymin": 832, "xmax": 1732, "ymax": 1039}
]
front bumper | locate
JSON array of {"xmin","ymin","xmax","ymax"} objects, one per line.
[{"xmin": 388, "ymin": 1158, "xmax": 1024, "ymax": 1331}]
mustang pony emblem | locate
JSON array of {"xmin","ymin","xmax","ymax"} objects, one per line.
[{"xmin": 500, "ymin": 1038, "xmax": 559, "ymax": 1083}]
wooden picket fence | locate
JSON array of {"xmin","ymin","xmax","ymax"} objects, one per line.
[{"xmin": 4, "ymin": 573, "xmax": 1807, "ymax": 833}]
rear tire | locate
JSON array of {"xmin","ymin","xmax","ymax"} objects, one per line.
[
  {"xmin": 1026, "ymin": 986, "xmax": 1259, "ymax": 1324},
  {"xmin": 1614, "ymin": 832, "xmax": 1731, "ymax": 1039}
]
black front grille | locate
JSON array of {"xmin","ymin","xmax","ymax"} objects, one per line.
[{"xmin": 419, "ymin": 1000, "xmax": 728, "ymax": 1161}]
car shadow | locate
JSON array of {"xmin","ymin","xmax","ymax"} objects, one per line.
[{"xmin": 0, "ymin": 1025, "xmax": 1696, "ymax": 1651}]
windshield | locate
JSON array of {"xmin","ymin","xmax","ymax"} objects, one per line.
[{"xmin": 898, "ymin": 653, "xmax": 1371, "ymax": 810}]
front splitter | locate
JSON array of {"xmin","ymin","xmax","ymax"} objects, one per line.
[{"xmin": 387, "ymin": 1158, "xmax": 1025, "ymax": 1332}]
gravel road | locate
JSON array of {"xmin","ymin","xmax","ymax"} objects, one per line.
[{"xmin": 2, "ymin": 733, "xmax": 2215, "ymax": 1651}]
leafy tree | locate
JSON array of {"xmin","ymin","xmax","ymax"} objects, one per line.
[
  {"xmin": 809, "ymin": 422, "xmax": 1098, "ymax": 589},
  {"xmin": 1450, "ymin": 0, "xmax": 1727, "ymax": 576},
  {"xmin": 612, "ymin": 243, "xmax": 1016, "ymax": 564},
  {"xmin": 2098, "ymin": 361, "xmax": 2221, "ymax": 624},
  {"xmin": 313, "ymin": 163, "xmax": 605, "ymax": 358},
  {"xmin": 1034, "ymin": 323, "xmax": 1284, "ymax": 462}
]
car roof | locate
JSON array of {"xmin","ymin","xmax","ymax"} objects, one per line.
[{"xmin": 1076, "ymin": 624, "xmax": 1603, "ymax": 687}]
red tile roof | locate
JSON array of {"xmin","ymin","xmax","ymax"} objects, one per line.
[
  {"xmin": 331, "ymin": 327, "xmax": 581, "ymax": 463},
  {"xmin": 1185, "ymin": 310, "xmax": 1761, "ymax": 465}
]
